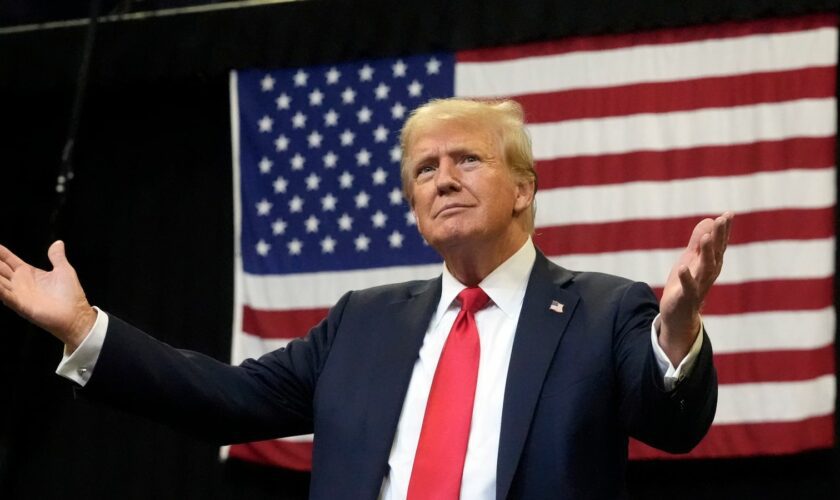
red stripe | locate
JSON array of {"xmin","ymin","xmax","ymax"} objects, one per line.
[
  {"xmin": 629, "ymin": 413, "xmax": 835, "ymax": 459},
  {"xmin": 535, "ymin": 207, "xmax": 835, "ymax": 255},
  {"xmin": 653, "ymin": 277, "xmax": 834, "ymax": 315},
  {"xmin": 517, "ymin": 67, "xmax": 835, "ymax": 123},
  {"xmin": 243, "ymin": 305, "xmax": 328, "ymax": 339},
  {"xmin": 457, "ymin": 14, "xmax": 836, "ymax": 62},
  {"xmin": 536, "ymin": 137, "xmax": 835, "ymax": 189},
  {"xmin": 714, "ymin": 345, "xmax": 836, "ymax": 385},
  {"xmin": 228, "ymin": 440, "xmax": 313, "ymax": 471}
]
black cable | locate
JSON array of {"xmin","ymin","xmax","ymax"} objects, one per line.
[{"xmin": 49, "ymin": 0, "xmax": 103, "ymax": 239}]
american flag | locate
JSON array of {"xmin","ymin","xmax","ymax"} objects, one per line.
[{"xmin": 229, "ymin": 13, "xmax": 837, "ymax": 469}]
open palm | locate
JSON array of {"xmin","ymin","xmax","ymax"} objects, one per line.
[{"xmin": 0, "ymin": 241, "xmax": 95, "ymax": 346}]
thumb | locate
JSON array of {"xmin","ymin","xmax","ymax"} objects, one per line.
[{"xmin": 47, "ymin": 240, "xmax": 69, "ymax": 269}]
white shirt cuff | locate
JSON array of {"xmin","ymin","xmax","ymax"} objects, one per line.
[
  {"xmin": 55, "ymin": 306, "xmax": 109, "ymax": 386},
  {"xmin": 650, "ymin": 314, "xmax": 704, "ymax": 392}
]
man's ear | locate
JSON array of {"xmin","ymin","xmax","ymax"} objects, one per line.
[{"xmin": 513, "ymin": 179, "xmax": 535, "ymax": 215}]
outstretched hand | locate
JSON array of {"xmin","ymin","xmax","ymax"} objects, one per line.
[
  {"xmin": 658, "ymin": 212, "xmax": 733, "ymax": 365},
  {"xmin": 0, "ymin": 241, "xmax": 96, "ymax": 350}
]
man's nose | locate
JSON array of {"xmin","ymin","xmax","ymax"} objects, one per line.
[{"xmin": 435, "ymin": 159, "xmax": 461, "ymax": 193}]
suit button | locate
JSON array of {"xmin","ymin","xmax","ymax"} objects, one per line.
[{"xmin": 679, "ymin": 399, "xmax": 687, "ymax": 412}]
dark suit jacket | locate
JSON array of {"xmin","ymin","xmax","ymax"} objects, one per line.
[{"xmin": 83, "ymin": 251, "xmax": 717, "ymax": 499}]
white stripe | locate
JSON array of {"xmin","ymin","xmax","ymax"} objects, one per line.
[
  {"xmin": 534, "ymin": 168, "xmax": 836, "ymax": 227},
  {"xmin": 456, "ymin": 28, "xmax": 837, "ymax": 98},
  {"xmin": 233, "ymin": 331, "xmax": 294, "ymax": 364},
  {"xmin": 715, "ymin": 374, "xmax": 836, "ymax": 424},
  {"xmin": 528, "ymin": 99, "xmax": 836, "ymax": 159},
  {"xmin": 242, "ymin": 263, "xmax": 441, "ymax": 310},
  {"xmin": 550, "ymin": 238, "xmax": 834, "ymax": 287},
  {"xmin": 704, "ymin": 308, "xmax": 835, "ymax": 354}
]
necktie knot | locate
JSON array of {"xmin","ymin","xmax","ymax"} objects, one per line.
[{"xmin": 457, "ymin": 287, "xmax": 490, "ymax": 314}]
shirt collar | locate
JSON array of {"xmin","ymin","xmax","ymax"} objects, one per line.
[{"xmin": 436, "ymin": 238, "xmax": 537, "ymax": 321}]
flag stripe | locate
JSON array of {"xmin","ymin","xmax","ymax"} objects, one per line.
[
  {"xmin": 517, "ymin": 67, "xmax": 835, "ymax": 123},
  {"xmin": 456, "ymin": 28, "xmax": 837, "ymax": 98},
  {"xmin": 536, "ymin": 137, "xmax": 835, "ymax": 189},
  {"xmin": 714, "ymin": 345, "xmax": 835, "ymax": 384},
  {"xmin": 243, "ymin": 305, "xmax": 328, "ymax": 339},
  {"xmin": 715, "ymin": 374, "xmax": 835, "ymax": 424},
  {"xmin": 535, "ymin": 168, "xmax": 835, "ymax": 227},
  {"xmin": 629, "ymin": 413, "xmax": 835, "ymax": 459},
  {"xmin": 705, "ymin": 308, "xmax": 835, "ymax": 354},
  {"xmin": 457, "ymin": 14, "xmax": 837, "ymax": 62},
  {"xmin": 228, "ymin": 439, "xmax": 313, "ymax": 471},
  {"xmin": 528, "ymin": 99, "xmax": 835, "ymax": 160},
  {"xmin": 534, "ymin": 207, "xmax": 835, "ymax": 256}
]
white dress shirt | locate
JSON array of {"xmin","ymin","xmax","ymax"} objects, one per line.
[{"xmin": 57, "ymin": 238, "xmax": 703, "ymax": 500}]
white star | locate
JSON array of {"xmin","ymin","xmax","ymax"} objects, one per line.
[
  {"xmin": 405, "ymin": 211, "xmax": 416, "ymax": 225},
  {"xmin": 355, "ymin": 148, "xmax": 371, "ymax": 166},
  {"xmin": 339, "ymin": 171, "xmax": 354, "ymax": 189},
  {"xmin": 390, "ymin": 145, "xmax": 402, "ymax": 163},
  {"xmin": 341, "ymin": 87, "xmax": 356, "ymax": 104},
  {"xmin": 326, "ymin": 67, "xmax": 341, "ymax": 85},
  {"xmin": 407, "ymin": 80, "xmax": 423, "ymax": 97},
  {"xmin": 293, "ymin": 69, "xmax": 309, "ymax": 87},
  {"xmin": 355, "ymin": 190, "xmax": 370, "ymax": 209},
  {"xmin": 258, "ymin": 115, "xmax": 273, "ymax": 133},
  {"xmin": 340, "ymin": 129, "xmax": 355, "ymax": 146},
  {"xmin": 304, "ymin": 214, "xmax": 320, "ymax": 233},
  {"xmin": 426, "ymin": 57, "xmax": 441, "ymax": 75},
  {"xmin": 258, "ymin": 156, "xmax": 273, "ymax": 174},
  {"xmin": 392, "ymin": 59, "xmax": 407, "ymax": 77},
  {"xmin": 260, "ymin": 74, "xmax": 276, "ymax": 91},
  {"xmin": 289, "ymin": 195, "xmax": 304, "ymax": 213},
  {"xmin": 390, "ymin": 102, "xmax": 406, "ymax": 120},
  {"xmin": 290, "ymin": 153, "xmax": 305, "ymax": 170},
  {"xmin": 372, "ymin": 167, "xmax": 387, "ymax": 185},
  {"xmin": 292, "ymin": 111, "xmax": 307, "ymax": 129},
  {"xmin": 305, "ymin": 172, "xmax": 321, "ymax": 190},
  {"xmin": 357, "ymin": 106, "xmax": 373, "ymax": 124},
  {"xmin": 276, "ymin": 93, "xmax": 291, "ymax": 110},
  {"xmin": 273, "ymin": 176, "xmax": 288, "ymax": 194},
  {"xmin": 321, "ymin": 235, "xmax": 337, "ymax": 253},
  {"xmin": 256, "ymin": 198, "xmax": 272, "ymax": 216},
  {"xmin": 309, "ymin": 88, "xmax": 325, "ymax": 106},
  {"xmin": 256, "ymin": 239, "xmax": 271, "ymax": 256},
  {"xmin": 359, "ymin": 64, "xmax": 374, "ymax": 82},
  {"xmin": 354, "ymin": 233, "xmax": 371, "ymax": 252},
  {"xmin": 275, "ymin": 134, "xmax": 290, "ymax": 152},
  {"xmin": 307, "ymin": 130, "xmax": 323, "ymax": 148},
  {"xmin": 371, "ymin": 210, "xmax": 388, "ymax": 228},
  {"xmin": 287, "ymin": 238, "xmax": 303, "ymax": 255},
  {"xmin": 324, "ymin": 109, "xmax": 339, "ymax": 127},
  {"xmin": 272, "ymin": 218, "xmax": 287, "ymax": 235},
  {"xmin": 321, "ymin": 193, "xmax": 337, "ymax": 211},
  {"xmin": 389, "ymin": 187, "xmax": 403, "ymax": 205},
  {"xmin": 373, "ymin": 124, "xmax": 389, "ymax": 143},
  {"xmin": 323, "ymin": 151, "xmax": 338, "ymax": 168},
  {"xmin": 388, "ymin": 230, "xmax": 405, "ymax": 248},
  {"xmin": 337, "ymin": 213, "xmax": 353, "ymax": 231},
  {"xmin": 374, "ymin": 82, "xmax": 390, "ymax": 100}
]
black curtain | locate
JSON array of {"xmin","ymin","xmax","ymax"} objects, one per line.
[{"xmin": 1, "ymin": 1, "xmax": 838, "ymax": 498}]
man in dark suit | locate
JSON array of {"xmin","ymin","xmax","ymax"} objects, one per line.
[{"xmin": 0, "ymin": 98, "xmax": 731, "ymax": 499}]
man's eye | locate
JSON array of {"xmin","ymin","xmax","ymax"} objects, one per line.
[
  {"xmin": 415, "ymin": 165, "xmax": 436, "ymax": 178},
  {"xmin": 462, "ymin": 155, "xmax": 480, "ymax": 164}
]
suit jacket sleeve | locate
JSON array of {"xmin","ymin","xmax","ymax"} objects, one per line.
[
  {"xmin": 79, "ymin": 291, "xmax": 354, "ymax": 445},
  {"xmin": 614, "ymin": 281, "xmax": 717, "ymax": 453}
]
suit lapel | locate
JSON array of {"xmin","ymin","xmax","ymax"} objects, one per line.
[
  {"xmin": 363, "ymin": 277, "xmax": 442, "ymax": 484},
  {"xmin": 496, "ymin": 253, "xmax": 579, "ymax": 500}
]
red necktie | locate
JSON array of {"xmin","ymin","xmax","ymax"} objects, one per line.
[{"xmin": 407, "ymin": 287, "xmax": 491, "ymax": 500}]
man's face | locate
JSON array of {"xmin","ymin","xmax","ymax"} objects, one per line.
[{"xmin": 405, "ymin": 120, "xmax": 533, "ymax": 254}]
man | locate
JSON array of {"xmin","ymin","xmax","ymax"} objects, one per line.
[{"xmin": 0, "ymin": 98, "xmax": 732, "ymax": 499}]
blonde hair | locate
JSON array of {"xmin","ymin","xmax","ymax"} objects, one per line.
[{"xmin": 399, "ymin": 97, "xmax": 537, "ymax": 229}]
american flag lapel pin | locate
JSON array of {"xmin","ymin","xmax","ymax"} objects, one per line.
[{"xmin": 549, "ymin": 300, "xmax": 564, "ymax": 314}]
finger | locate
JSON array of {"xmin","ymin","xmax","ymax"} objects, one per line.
[
  {"xmin": 0, "ymin": 260, "xmax": 12, "ymax": 280},
  {"xmin": 0, "ymin": 244, "xmax": 25, "ymax": 271},
  {"xmin": 677, "ymin": 264, "xmax": 700, "ymax": 302},
  {"xmin": 47, "ymin": 240, "xmax": 69, "ymax": 269},
  {"xmin": 712, "ymin": 216, "xmax": 728, "ymax": 261},
  {"xmin": 0, "ymin": 274, "xmax": 11, "ymax": 292},
  {"xmin": 687, "ymin": 218, "xmax": 715, "ymax": 251},
  {"xmin": 694, "ymin": 232, "xmax": 717, "ymax": 289}
]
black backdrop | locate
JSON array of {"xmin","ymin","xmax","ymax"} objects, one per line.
[{"xmin": 1, "ymin": 1, "xmax": 839, "ymax": 498}]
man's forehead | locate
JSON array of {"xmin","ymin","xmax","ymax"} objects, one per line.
[{"xmin": 407, "ymin": 121, "xmax": 500, "ymax": 156}]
